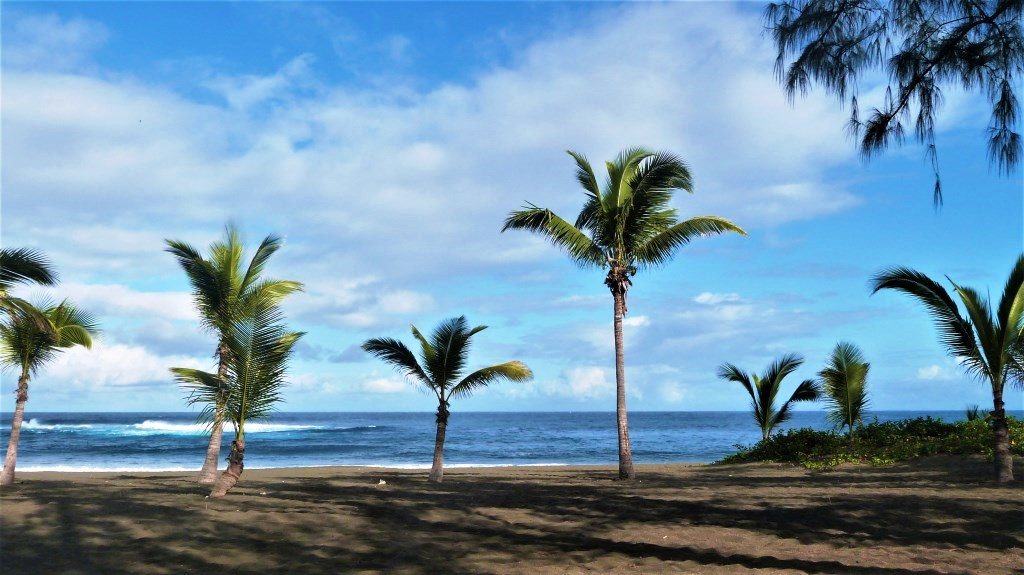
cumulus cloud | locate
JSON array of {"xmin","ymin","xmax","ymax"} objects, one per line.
[
  {"xmin": 916, "ymin": 364, "xmax": 959, "ymax": 381},
  {"xmin": 45, "ymin": 342, "xmax": 206, "ymax": 390}
]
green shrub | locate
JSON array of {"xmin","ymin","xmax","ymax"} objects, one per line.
[{"xmin": 718, "ymin": 416, "xmax": 1023, "ymax": 470}]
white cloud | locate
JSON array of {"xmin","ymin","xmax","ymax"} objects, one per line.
[
  {"xmin": 3, "ymin": 3, "xmax": 867, "ymax": 288},
  {"xmin": 2, "ymin": 12, "xmax": 108, "ymax": 70},
  {"xmin": 45, "ymin": 342, "xmax": 206, "ymax": 390},
  {"xmin": 361, "ymin": 377, "xmax": 411, "ymax": 394},
  {"xmin": 38, "ymin": 282, "xmax": 197, "ymax": 323},
  {"xmin": 550, "ymin": 366, "xmax": 613, "ymax": 400},
  {"xmin": 916, "ymin": 364, "xmax": 959, "ymax": 381},
  {"xmin": 694, "ymin": 292, "xmax": 741, "ymax": 305}
]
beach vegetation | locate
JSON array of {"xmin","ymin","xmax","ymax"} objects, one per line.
[
  {"xmin": 717, "ymin": 353, "xmax": 820, "ymax": 440},
  {"xmin": 720, "ymin": 416, "xmax": 1024, "ymax": 470},
  {"xmin": 172, "ymin": 303, "xmax": 302, "ymax": 497},
  {"xmin": 166, "ymin": 224, "xmax": 303, "ymax": 484},
  {"xmin": 0, "ymin": 300, "xmax": 98, "ymax": 486},
  {"xmin": 362, "ymin": 316, "xmax": 532, "ymax": 483},
  {"xmin": 501, "ymin": 147, "xmax": 746, "ymax": 479},
  {"xmin": 871, "ymin": 254, "xmax": 1024, "ymax": 482}
]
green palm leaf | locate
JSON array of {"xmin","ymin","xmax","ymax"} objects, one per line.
[{"xmin": 819, "ymin": 342, "xmax": 870, "ymax": 437}]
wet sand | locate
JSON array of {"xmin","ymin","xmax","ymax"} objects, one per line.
[{"xmin": 1, "ymin": 456, "xmax": 1021, "ymax": 574}]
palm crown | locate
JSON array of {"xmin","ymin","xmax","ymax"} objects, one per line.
[
  {"xmin": 502, "ymin": 148, "xmax": 746, "ymax": 276},
  {"xmin": 362, "ymin": 316, "xmax": 532, "ymax": 409},
  {"xmin": 718, "ymin": 353, "xmax": 820, "ymax": 440},
  {"xmin": 165, "ymin": 225, "xmax": 303, "ymax": 338},
  {"xmin": 818, "ymin": 342, "xmax": 870, "ymax": 438},
  {"xmin": 0, "ymin": 300, "xmax": 98, "ymax": 375},
  {"xmin": 872, "ymin": 257, "xmax": 1024, "ymax": 393}
]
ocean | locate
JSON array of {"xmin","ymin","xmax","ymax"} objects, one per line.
[{"xmin": 2, "ymin": 410, "xmax": 1008, "ymax": 472}]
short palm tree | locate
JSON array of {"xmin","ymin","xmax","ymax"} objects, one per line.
[
  {"xmin": 166, "ymin": 224, "xmax": 302, "ymax": 484},
  {"xmin": 502, "ymin": 148, "xmax": 746, "ymax": 479},
  {"xmin": 872, "ymin": 255, "xmax": 1024, "ymax": 482},
  {"xmin": 718, "ymin": 353, "xmax": 820, "ymax": 441},
  {"xmin": 362, "ymin": 316, "xmax": 533, "ymax": 483},
  {"xmin": 0, "ymin": 248, "xmax": 58, "ymax": 330},
  {"xmin": 818, "ymin": 342, "xmax": 870, "ymax": 441},
  {"xmin": 0, "ymin": 300, "xmax": 98, "ymax": 486},
  {"xmin": 172, "ymin": 304, "xmax": 302, "ymax": 497}
]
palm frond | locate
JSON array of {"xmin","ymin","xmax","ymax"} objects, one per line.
[
  {"xmin": 361, "ymin": 337, "xmax": 432, "ymax": 389},
  {"xmin": 996, "ymin": 255, "xmax": 1024, "ymax": 367},
  {"xmin": 633, "ymin": 216, "xmax": 747, "ymax": 268},
  {"xmin": 775, "ymin": 379, "xmax": 820, "ymax": 429},
  {"xmin": 240, "ymin": 233, "xmax": 284, "ymax": 292},
  {"xmin": 0, "ymin": 248, "xmax": 57, "ymax": 291},
  {"xmin": 819, "ymin": 342, "xmax": 870, "ymax": 435},
  {"xmin": 717, "ymin": 363, "xmax": 757, "ymax": 404},
  {"xmin": 502, "ymin": 205, "xmax": 606, "ymax": 268},
  {"xmin": 448, "ymin": 361, "xmax": 533, "ymax": 400},
  {"xmin": 952, "ymin": 283, "xmax": 1000, "ymax": 383},
  {"xmin": 872, "ymin": 267, "xmax": 986, "ymax": 378}
]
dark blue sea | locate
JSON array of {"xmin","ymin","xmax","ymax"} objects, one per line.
[{"xmin": 0, "ymin": 411, "xmax": 1008, "ymax": 471}]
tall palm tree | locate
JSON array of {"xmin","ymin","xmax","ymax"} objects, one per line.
[
  {"xmin": 718, "ymin": 353, "xmax": 820, "ymax": 441},
  {"xmin": 362, "ymin": 316, "xmax": 533, "ymax": 483},
  {"xmin": 818, "ymin": 342, "xmax": 870, "ymax": 441},
  {"xmin": 0, "ymin": 248, "xmax": 58, "ymax": 330},
  {"xmin": 501, "ymin": 148, "xmax": 746, "ymax": 479},
  {"xmin": 0, "ymin": 300, "xmax": 98, "ymax": 486},
  {"xmin": 173, "ymin": 304, "xmax": 302, "ymax": 497},
  {"xmin": 166, "ymin": 224, "xmax": 302, "ymax": 484},
  {"xmin": 872, "ymin": 255, "xmax": 1024, "ymax": 482}
]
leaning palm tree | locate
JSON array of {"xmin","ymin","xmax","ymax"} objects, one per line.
[
  {"xmin": 872, "ymin": 255, "xmax": 1024, "ymax": 482},
  {"xmin": 173, "ymin": 304, "xmax": 302, "ymax": 497},
  {"xmin": 818, "ymin": 342, "xmax": 870, "ymax": 441},
  {"xmin": 0, "ymin": 248, "xmax": 58, "ymax": 330},
  {"xmin": 166, "ymin": 224, "xmax": 302, "ymax": 484},
  {"xmin": 0, "ymin": 300, "xmax": 98, "ymax": 486},
  {"xmin": 718, "ymin": 353, "xmax": 820, "ymax": 441},
  {"xmin": 502, "ymin": 148, "xmax": 746, "ymax": 479},
  {"xmin": 362, "ymin": 316, "xmax": 533, "ymax": 483}
]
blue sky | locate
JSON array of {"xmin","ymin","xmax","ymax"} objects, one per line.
[{"xmin": 2, "ymin": 2, "xmax": 1021, "ymax": 413}]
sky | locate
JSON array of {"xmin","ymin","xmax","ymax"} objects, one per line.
[{"xmin": 1, "ymin": 1, "xmax": 1021, "ymax": 413}]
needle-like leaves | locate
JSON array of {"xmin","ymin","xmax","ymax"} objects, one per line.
[{"xmin": 765, "ymin": 0, "xmax": 1023, "ymax": 204}]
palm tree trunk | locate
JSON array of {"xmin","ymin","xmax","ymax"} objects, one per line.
[
  {"xmin": 612, "ymin": 287, "xmax": 635, "ymax": 480},
  {"xmin": 0, "ymin": 372, "xmax": 30, "ymax": 486},
  {"xmin": 992, "ymin": 394, "xmax": 1014, "ymax": 483},
  {"xmin": 210, "ymin": 437, "xmax": 245, "ymax": 497},
  {"xmin": 198, "ymin": 408, "xmax": 224, "ymax": 484},
  {"xmin": 199, "ymin": 343, "xmax": 230, "ymax": 484},
  {"xmin": 429, "ymin": 403, "xmax": 449, "ymax": 483}
]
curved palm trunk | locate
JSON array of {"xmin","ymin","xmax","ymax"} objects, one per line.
[
  {"xmin": 429, "ymin": 403, "xmax": 449, "ymax": 483},
  {"xmin": 992, "ymin": 394, "xmax": 1013, "ymax": 483},
  {"xmin": 0, "ymin": 372, "xmax": 30, "ymax": 486},
  {"xmin": 210, "ymin": 437, "xmax": 245, "ymax": 497},
  {"xmin": 610, "ymin": 282, "xmax": 635, "ymax": 480},
  {"xmin": 197, "ymin": 408, "xmax": 224, "ymax": 484},
  {"xmin": 198, "ymin": 343, "xmax": 230, "ymax": 484}
]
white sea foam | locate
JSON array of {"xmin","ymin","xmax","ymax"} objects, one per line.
[
  {"xmin": 22, "ymin": 419, "xmax": 94, "ymax": 430},
  {"xmin": 129, "ymin": 420, "xmax": 322, "ymax": 434}
]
